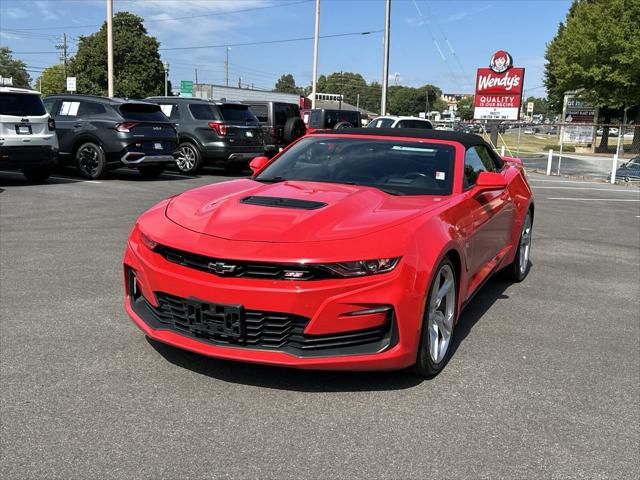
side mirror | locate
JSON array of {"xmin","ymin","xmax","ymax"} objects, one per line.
[
  {"xmin": 475, "ymin": 171, "xmax": 507, "ymax": 191},
  {"xmin": 249, "ymin": 156, "xmax": 269, "ymax": 174}
]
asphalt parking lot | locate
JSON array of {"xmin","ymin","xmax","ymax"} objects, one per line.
[{"xmin": 1, "ymin": 167, "xmax": 639, "ymax": 479}]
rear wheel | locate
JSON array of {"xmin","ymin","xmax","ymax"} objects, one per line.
[
  {"xmin": 175, "ymin": 142, "xmax": 202, "ymax": 175},
  {"xmin": 413, "ymin": 258, "xmax": 458, "ymax": 377},
  {"xmin": 75, "ymin": 142, "xmax": 107, "ymax": 179},
  {"xmin": 137, "ymin": 165, "xmax": 165, "ymax": 178},
  {"xmin": 22, "ymin": 165, "xmax": 52, "ymax": 183},
  {"xmin": 333, "ymin": 121, "xmax": 354, "ymax": 130},
  {"xmin": 224, "ymin": 162, "xmax": 246, "ymax": 175},
  {"xmin": 507, "ymin": 210, "xmax": 533, "ymax": 282},
  {"xmin": 282, "ymin": 117, "xmax": 306, "ymax": 143}
]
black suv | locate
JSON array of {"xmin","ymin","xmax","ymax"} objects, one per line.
[
  {"xmin": 146, "ymin": 97, "xmax": 264, "ymax": 174},
  {"xmin": 243, "ymin": 101, "xmax": 306, "ymax": 157},
  {"xmin": 44, "ymin": 95, "xmax": 177, "ymax": 179},
  {"xmin": 301, "ymin": 108, "xmax": 363, "ymax": 131}
]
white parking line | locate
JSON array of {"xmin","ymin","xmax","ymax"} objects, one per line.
[
  {"xmin": 547, "ymin": 197, "xmax": 640, "ymax": 202},
  {"xmin": 1, "ymin": 170, "xmax": 101, "ymax": 183},
  {"xmin": 529, "ymin": 178, "xmax": 607, "ymax": 184},
  {"xmin": 534, "ymin": 186, "xmax": 639, "ymax": 193}
]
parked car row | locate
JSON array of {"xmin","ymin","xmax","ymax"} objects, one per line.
[{"xmin": 2, "ymin": 86, "xmax": 448, "ymax": 182}]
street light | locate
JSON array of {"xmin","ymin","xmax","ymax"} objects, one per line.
[
  {"xmin": 311, "ymin": 0, "xmax": 320, "ymax": 109},
  {"xmin": 381, "ymin": 0, "xmax": 391, "ymax": 115},
  {"xmin": 164, "ymin": 62, "xmax": 169, "ymax": 96},
  {"xmin": 106, "ymin": 0, "xmax": 113, "ymax": 97},
  {"xmin": 225, "ymin": 47, "xmax": 231, "ymax": 87}
]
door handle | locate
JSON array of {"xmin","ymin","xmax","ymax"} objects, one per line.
[{"xmin": 73, "ymin": 123, "xmax": 83, "ymax": 128}]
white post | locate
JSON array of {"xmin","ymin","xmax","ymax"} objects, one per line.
[
  {"xmin": 546, "ymin": 149, "xmax": 553, "ymax": 176},
  {"xmin": 500, "ymin": 145, "xmax": 505, "ymax": 156},
  {"xmin": 380, "ymin": 0, "xmax": 391, "ymax": 115},
  {"xmin": 106, "ymin": 0, "xmax": 114, "ymax": 97},
  {"xmin": 557, "ymin": 125, "xmax": 564, "ymax": 176},
  {"xmin": 310, "ymin": 0, "xmax": 320, "ymax": 109},
  {"xmin": 610, "ymin": 153, "xmax": 618, "ymax": 184}
]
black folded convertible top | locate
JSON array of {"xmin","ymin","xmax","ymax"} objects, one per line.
[{"xmin": 309, "ymin": 128, "xmax": 493, "ymax": 149}]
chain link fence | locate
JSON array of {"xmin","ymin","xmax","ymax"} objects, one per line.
[{"xmin": 434, "ymin": 121, "xmax": 640, "ymax": 183}]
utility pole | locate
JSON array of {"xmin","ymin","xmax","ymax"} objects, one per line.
[
  {"xmin": 195, "ymin": 69, "xmax": 198, "ymax": 85},
  {"xmin": 381, "ymin": 0, "xmax": 391, "ymax": 115},
  {"xmin": 339, "ymin": 71, "xmax": 343, "ymax": 109},
  {"xmin": 356, "ymin": 93, "xmax": 360, "ymax": 112},
  {"xmin": 164, "ymin": 62, "xmax": 169, "ymax": 96},
  {"xmin": 238, "ymin": 77, "xmax": 241, "ymax": 88},
  {"xmin": 106, "ymin": 0, "xmax": 114, "ymax": 97},
  {"xmin": 425, "ymin": 86, "xmax": 430, "ymax": 118},
  {"xmin": 56, "ymin": 33, "xmax": 69, "ymax": 80},
  {"xmin": 311, "ymin": 0, "xmax": 320, "ymax": 109},
  {"xmin": 225, "ymin": 47, "xmax": 230, "ymax": 87}
]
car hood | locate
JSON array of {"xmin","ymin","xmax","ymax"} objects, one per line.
[{"xmin": 165, "ymin": 179, "xmax": 448, "ymax": 243}]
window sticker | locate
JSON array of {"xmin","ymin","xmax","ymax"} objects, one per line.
[
  {"xmin": 159, "ymin": 104, "xmax": 173, "ymax": 116},
  {"xmin": 59, "ymin": 101, "xmax": 80, "ymax": 116},
  {"xmin": 435, "ymin": 171, "xmax": 446, "ymax": 181}
]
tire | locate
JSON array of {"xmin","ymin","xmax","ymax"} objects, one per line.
[
  {"xmin": 137, "ymin": 165, "xmax": 165, "ymax": 178},
  {"xmin": 413, "ymin": 258, "xmax": 458, "ymax": 378},
  {"xmin": 175, "ymin": 142, "xmax": 202, "ymax": 175},
  {"xmin": 75, "ymin": 142, "xmax": 107, "ymax": 179},
  {"xmin": 282, "ymin": 117, "xmax": 306, "ymax": 143},
  {"xmin": 224, "ymin": 162, "xmax": 246, "ymax": 175},
  {"xmin": 22, "ymin": 165, "xmax": 52, "ymax": 183},
  {"xmin": 506, "ymin": 210, "xmax": 533, "ymax": 282},
  {"xmin": 333, "ymin": 121, "xmax": 354, "ymax": 130}
]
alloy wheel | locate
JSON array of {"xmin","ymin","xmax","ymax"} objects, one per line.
[
  {"xmin": 428, "ymin": 264, "xmax": 456, "ymax": 364},
  {"xmin": 176, "ymin": 145, "xmax": 196, "ymax": 172},
  {"xmin": 77, "ymin": 145, "xmax": 100, "ymax": 177},
  {"xmin": 519, "ymin": 214, "xmax": 532, "ymax": 275}
]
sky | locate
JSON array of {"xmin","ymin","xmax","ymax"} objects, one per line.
[{"xmin": 0, "ymin": 0, "xmax": 572, "ymax": 97}]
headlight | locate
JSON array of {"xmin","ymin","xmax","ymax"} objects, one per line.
[
  {"xmin": 315, "ymin": 257, "xmax": 401, "ymax": 277},
  {"xmin": 139, "ymin": 229, "xmax": 158, "ymax": 251}
]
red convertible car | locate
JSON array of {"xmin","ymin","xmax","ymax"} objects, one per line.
[{"xmin": 123, "ymin": 129, "xmax": 534, "ymax": 376}]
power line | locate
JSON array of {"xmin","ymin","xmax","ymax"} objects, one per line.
[
  {"xmin": 158, "ymin": 30, "xmax": 382, "ymax": 51},
  {"xmin": 4, "ymin": 0, "xmax": 311, "ymax": 31}
]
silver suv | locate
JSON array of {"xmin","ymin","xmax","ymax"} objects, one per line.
[{"xmin": 0, "ymin": 87, "xmax": 58, "ymax": 182}]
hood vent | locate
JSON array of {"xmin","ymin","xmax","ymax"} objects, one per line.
[{"xmin": 240, "ymin": 196, "xmax": 327, "ymax": 210}]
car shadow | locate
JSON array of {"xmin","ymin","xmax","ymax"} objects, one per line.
[
  {"xmin": 0, "ymin": 171, "xmax": 84, "ymax": 187},
  {"xmin": 146, "ymin": 267, "xmax": 520, "ymax": 392},
  {"xmin": 449, "ymin": 274, "xmax": 514, "ymax": 358}
]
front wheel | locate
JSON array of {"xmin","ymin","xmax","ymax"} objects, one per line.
[
  {"xmin": 413, "ymin": 258, "xmax": 458, "ymax": 377},
  {"xmin": 137, "ymin": 165, "xmax": 165, "ymax": 178},
  {"xmin": 507, "ymin": 210, "xmax": 533, "ymax": 282}
]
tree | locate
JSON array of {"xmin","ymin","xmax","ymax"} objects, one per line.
[
  {"xmin": 457, "ymin": 96, "xmax": 474, "ymax": 121},
  {"xmin": 544, "ymin": 0, "xmax": 640, "ymax": 151},
  {"xmin": 35, "ymin": 64, "xmax": 66, "ymax": 96},
  {"xmin": 274, "ymin": 74, "xmax": 299, "ymax": 94},
  {"xmin": 0, "ymin": 47, "xmax": 30, "ymax": 88},
  {"xmin": 68, "ymin": 12, "xmax": 165, "ymax": 98},
  {"xmin": 386, "ymin": 84, "xmax": 443, "ymax": 117}
]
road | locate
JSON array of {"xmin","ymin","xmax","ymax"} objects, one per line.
[{"xmin": 1, "ymin": 168, "xmax": 639, "ymax": 479}]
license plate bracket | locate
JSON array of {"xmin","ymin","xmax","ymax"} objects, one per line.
[
  {"xmin": 187, "ymin": 300, "xmax": 246, "ymax": 339},
  {"xmin": 16, "ymin": 125, "xmax": 32, "ymax": 135}
]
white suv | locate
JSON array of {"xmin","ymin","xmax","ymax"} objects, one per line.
[
  {"xmin": 367, "ymin": 116, "xmax": 433, "ymax": 129},
  {"xmin": 0, "ymin": 87, "xmax": 58, "ymax": 182}
]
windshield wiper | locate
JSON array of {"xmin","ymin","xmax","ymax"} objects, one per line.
[
  {"xmin": 374, "ymin": 186, "xmax": 403, "ymax": 196},
  {"xmin": 256, "ymin": 176, "xmax": 287, "ymax": 183}
]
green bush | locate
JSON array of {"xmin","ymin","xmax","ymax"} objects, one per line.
[{"xmin": 543, "ymin": 144, "xmax": 575, "ymax": 152}]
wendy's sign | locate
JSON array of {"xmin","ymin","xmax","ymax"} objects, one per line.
[{"xmin": 474, "ymin": 50, "xmax": 525, "ymax": 121}]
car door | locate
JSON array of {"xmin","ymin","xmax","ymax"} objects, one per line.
[
  {"xmin": 461, "ymin": 145, "xmax": 515, "ymax": 278},
  {"xmin": 52, "ymin": 98, "xmax": 82, "ymax": 154}
]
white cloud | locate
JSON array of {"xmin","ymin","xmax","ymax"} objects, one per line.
[
  {"xmin": 34, "ymin": 1, "xmax": 60, "ymax": 20},
  {"xmin": 5, "ymin": 7, "xmax": 29, "ymax": 19},
  {"xmin": 0, "ymin": 31, "xmax": 22, "ymax": 40}
]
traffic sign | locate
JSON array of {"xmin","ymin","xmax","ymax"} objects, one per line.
[
  {"xmin": 527, "ymin": 101, "xmax": 534, "ymax": 113},
  {"xmin": 180, "ymin": 80, "xmax": 193, "ymax": 98},
  {"xmin": 66, "ymin": 77, "xmax": 77, "ymax": 92}
]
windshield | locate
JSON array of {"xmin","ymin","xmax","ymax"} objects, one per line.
[
  {"xmin": 255, "ymin": 136, "xmax": 455, "ymax": 196},
  {"xmin": 0, "ymin": 93, "xmax": 46, "ymax": 116}
]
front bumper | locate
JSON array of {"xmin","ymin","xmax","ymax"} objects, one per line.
[{"xmin": 123, "ymin": 224, "xmax": 423, "ymax": 371}]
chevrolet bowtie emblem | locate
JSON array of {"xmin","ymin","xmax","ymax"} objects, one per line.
[{"xmin": 209, "ymin": 261, "xmax": 236, "ymax": 274}]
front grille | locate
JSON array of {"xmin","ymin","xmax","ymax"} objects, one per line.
[
  {"xmin": 127, "ymin": 270, "xmax": 396, "ymax": 357},
  {"xmin": 155, "ymin": 245, "xmax": 333, "ymax": 281}
]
